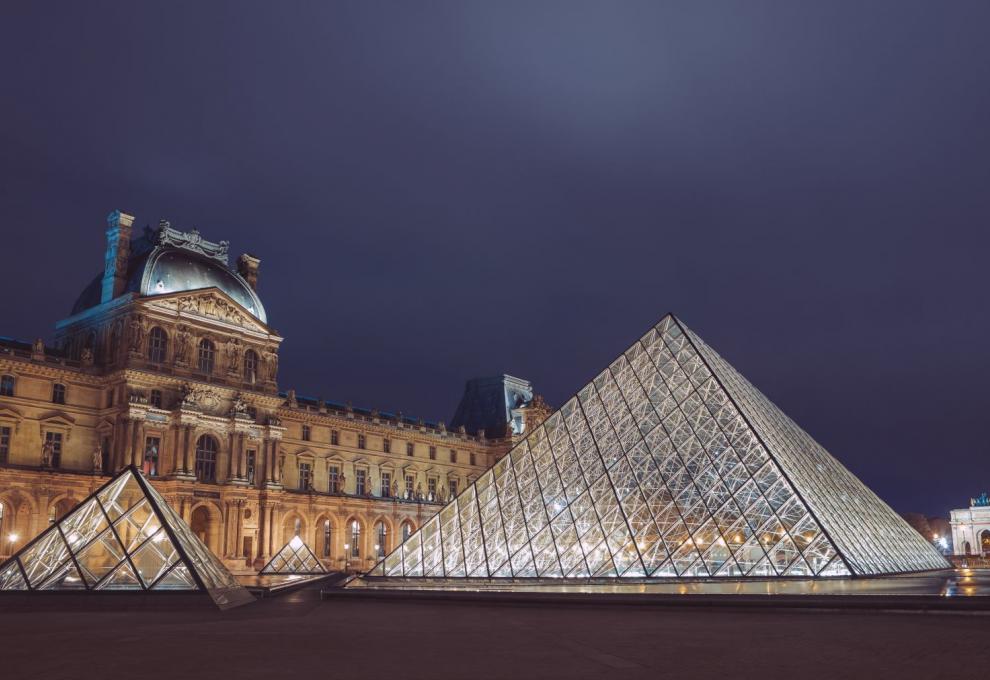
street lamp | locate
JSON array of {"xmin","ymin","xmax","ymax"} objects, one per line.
[{"xmin": 344, "ymin": 543, "xmax": 350, "ymax": 572}]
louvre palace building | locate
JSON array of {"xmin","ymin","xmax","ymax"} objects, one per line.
[{"xmin": 0, "ymin": 210, "xmax": 550, "ymax": 573}]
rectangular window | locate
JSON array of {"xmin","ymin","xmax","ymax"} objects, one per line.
[
  {"xmin": 302, "ymin": 424, "xmax": 311, "ymax": 441},
  {"xmin": 328, "ymin": 465, "xmax": 340, "ymax": 494},
  {"xmin": 246, "ymin": 450, "xmax": 256, "ymax": 485},
  {"xmin": 449, "ymin": 479, "xmax": 458, "ymax": 498},
  {"xmin": 383, "ymin": 438, "xmax": 391, "ymax": 453},
  {"xmin": 149, "ymin": 389, "xmax": 162, "ymax": 409},
  {"xmin": 406, "ymin": 442, "xmax": 414, "ymax": 457},
  {"xmin": 298, "ymin": 462, "xmax": 312, "ymax": 491},
  {"xmin": 405, "ymin": 474, "xmax": 414, "ymax": 499},
  {"xmin": 427, "ymin": 477, "xmax": 437, "ymax": 501},
  {"xmin": 470, "ymin": 452, "xmax": 477, "ymax": 466},
  {"xmin": 143, "ymin": 436, "xmax": 160, "ymax": 476},
  {"xmin": 429, "ymin": 446, "xmax": 436, "ymax": 460},
  {"xmin": 52, "ymin": 383, "xmax": 66, "ymax": 405},
  {"xmin": 0, "ymin": 375, "xmax": 14, "ymax": 397},
  {"xmin": 357, "ymin": 433, "xmax": 366, "ymax": 449},
  {"xmin": 355, "ymin": 468, "xmax": 366, "ymax": 495},
  {"xmin": 0, "ymin": 426, "xmax": 10, "ymax": 464},
  {"xmin": 381, "ymin": 471, "xmax": 392, "ymax": 497},
  {"xmin": 450, "ymin": 449, "xmax": 457, "ymax": 463},
  {"xmin": 45, "ymin": 431, "xmax": 63, "ymax": 468},
  {"xmin": 331, "ymin": 429, "xmax": 339, "ymax": 445}
]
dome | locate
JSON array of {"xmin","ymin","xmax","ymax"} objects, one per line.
[
  {"xmin": 70, "ymin": 230, "xmax": 267, "ymax": 324},
  {"xmin": 140, "ymin": 248, "xmax": 267, "ymax": 323}
]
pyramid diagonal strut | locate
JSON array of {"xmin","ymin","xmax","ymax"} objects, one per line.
[
  {"xmin": 373, "ymin": 314, "xmax": 948, "ymax": 580},
  {"xmin": 261, "ymin": 537, "xmax": 327, "ymax": 575},
  {"xmin": 0, "ymin": 466, "xmax": 255, "ymax": 608}
]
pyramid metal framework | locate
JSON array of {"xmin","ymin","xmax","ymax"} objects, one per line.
[
  {"xmin": 0, "ymin": 467, "xmax": 254, "ymax": 609},
  {"xmin": 373, "ymin": 315, "xmax": 948, "ymax": 580},
  {"xmin": 261, "ymin": 536, "xmax": 328, "ymax": 575}
]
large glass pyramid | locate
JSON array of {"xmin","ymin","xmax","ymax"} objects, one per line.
[
  {"xmin": 373, "ymin": 315, "xmax": 948, "ymax": 581},
  {"xmin": 0, "ymin": 466, "xmax": 255, "ymax": 609},
  {"xmin": 261, "ymin": 536, "xmax": 327, "ymax": 575}
]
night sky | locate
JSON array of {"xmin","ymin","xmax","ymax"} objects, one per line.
[{"xmin": 2, "ymin": 2, "xmax": 988, "ymax": 518}]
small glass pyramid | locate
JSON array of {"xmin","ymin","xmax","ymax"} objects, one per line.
[
  {"xmin": 372, "ymin": 314, "xmax": 949, "ymax": 581},
  {"xmin": 260, "ymin": 536, "xmax": 327, "ymax": 575},
  {"xmin": 0, "ymin": 466, "xmax": 254, "ymax": 609}
]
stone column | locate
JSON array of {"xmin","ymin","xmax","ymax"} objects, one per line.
[
  {"xmin": 236, "ymin": 433, "xmax": 245, "ymax": 479},
  {"xmin": 271, "ymin": 439, "xmax": 281, "ymax": 484},
  {"xmin": 234, "ymin": 500, "xmax": 244, "ymax": 562},
  {"xmin": 117, "ymin": 419, "xmax": 130, "ymax": 471},
  {"xmin": 129, "ymin": 419, "xmax": 141, "ymax": 468},
  {"xmin": 182, "ymin": 425, "xmax": 192, "ymax": 473}
]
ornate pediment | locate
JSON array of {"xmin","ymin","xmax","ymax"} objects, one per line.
[{"xmin": 147, "ymin": 288, "xmax": 271, "ymax": 333}]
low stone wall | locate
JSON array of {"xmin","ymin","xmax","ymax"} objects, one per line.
[{"xmin": 949, "ymin": 555, "xmax": 990, "ymax": 568}]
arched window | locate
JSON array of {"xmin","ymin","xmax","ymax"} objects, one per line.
[
  {"xmin": 322, "ymin": 520, "xmax": 332, "ymax": 558},
  {"xmin": 350, "ymin": 520, "xmax": 360, "ymax": 558},
  {"xmin": 375, "ymin": 521, "xmax": 388, "ymax": 558},
  {"xmin": 198, "ymin": 339, "xmax": 215, "ymax": 374},
  {"xmin": 293, "ymin": 517, "xmax": 302, "ymax": 536},
  {"xmin": 0, "ymin": 374, "xmax": 14, "ymax": 397},
  {"xmin": 194, "ymin": 435, "xmax": 218, "ymax": 483},
  {"xmin": 402, "ymin": 521, "xmax": 413, "ymax": 542},
  {"xmin": 243, "ymin": 350, "xmax": 258, "ymax": 384},
  {"xmin": 147, "ymin": 327, "xmax": 168, "ymax": 364}
]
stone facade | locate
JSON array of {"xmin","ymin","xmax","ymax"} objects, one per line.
[
  {"xmin": 0, "ymin": 211, "xmax": 544, "ymax": 573},
  {"xmin": 950, "ymin": 494, "xmax": 990, "ymax": 556}
]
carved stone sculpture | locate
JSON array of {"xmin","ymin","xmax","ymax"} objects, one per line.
[
  {"xmin": 92, "ymin": 443, "xmax": 103, "ymax": 473},
  {"xmin": 41, "ymin": 440, "xmax": 53, "ymax": 467}
]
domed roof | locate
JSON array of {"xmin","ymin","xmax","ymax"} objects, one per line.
[
  {"xmin": 139, "ymin": 248, "xmax": 266, "ymax": 323},
  {"xmin": 70, "ymin": 226, "xmax": 267, "ymax": 324}
]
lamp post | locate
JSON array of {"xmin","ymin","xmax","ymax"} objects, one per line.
[{"xmin": 344, "ymin": 543, "xmax": 350, "ymax": 572}]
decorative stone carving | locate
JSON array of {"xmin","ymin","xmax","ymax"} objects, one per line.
[
  {"xmin": 162, "ymin": 292, "xmax": 252, "ymax": 328},
  {"xmin": 92, "ymin": 443, "xmax": 103, "ymax": 473},
  {"xmin": 225, "ymin": 338, "xmax": 243, "ymax": 374},
  {"xmin": 286, "ymin": 389, "xmax": 297, "ymax": 408},
  {"xmin": 174, "ymin": 325, "xmax": 192, "ymax": 365},
  {"xmin": 230, "ymin": 392, "xmax": 249, "ymax": 418},
  {"xmin": 263, "ymin": 348, "xmax": 279, "ymax": 382},
  {"xmin": 157, "ymin": 221, "xmax": 230, "ymax": 263},
  {"xmin": 41, "ymin": 439, "xmax": 53, "ymax": 467},
  {"xmin": 80, "ymin": 347, "xmax": 94, "ymax": 366},
  {"xmin": 127, "ymin": 314, "xmax": 146, "ymax": 354},
  {"xmin": 31, "ymin": 338, "xmax": 45, "ymax": 361}
]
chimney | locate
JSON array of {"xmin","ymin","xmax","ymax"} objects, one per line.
[
  {"xmin": 237, "ymin": 253, "xmax": 260, "ymax": 290},
  {"xmin": 101, "ymin": 210, "xmax": 135, "ymax": 304}
]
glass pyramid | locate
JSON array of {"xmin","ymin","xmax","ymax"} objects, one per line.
[
  {"xmin": 0, "ymin": 466, "xmax": 255, "ymax": 609},
  {"xmin": 261, "ymin": 536, "xmax": 327, "ymax": 575},
  {"xmin": 372, "ymin": 314, "xmax": 949, "ymax": 581}
]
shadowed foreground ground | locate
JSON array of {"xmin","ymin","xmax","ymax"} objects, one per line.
[{"xmin": 0, "ymin": 585, "xmax": 985, "ymax": 679}]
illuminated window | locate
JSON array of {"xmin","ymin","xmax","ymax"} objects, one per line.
[
  {"xmin": 148, "ymin": 327, "xmax": 168, "ymax": 363},
  {"xmin": 194, "ymin": 435, "xmax": 218, "ymax": 482},
  {"xmin": 243, "ymin": 349, "xmax": 258, "ymax": 384},
  {"xmin": 0, "ymin": 375, "xmax": 12, "ymax": 397},
  {"xmin": 402, "ymin": 521, "xmax": 413, "ymax": 541},
  {"xmin": 405, "ymin": 474, "xmax": 414, "ymax": 499},
  {"xmin": 301, "ymin": 424, "xmax": 311, "ymax": 441},
  {"xmin": 51, "ymin": 383, "xmax": 66, "ymax": 405},
  {"xmin": 322, "ymin": 520, "xmax": 332, "ymax": 558},
  {"xmin": 375, "ymin": 522, "xmax": 387, "ymax": 558},
  {"xmin": 197, "ymin": 339, "xmax": 215, "ymax": 374},
  {"xmin": 350, "ymin": 521, "xmax": 360, "ymax": 557},
  {"xmin": 427, "ymin": 477, "xmax": 437, "ymax": 501},
  {"xmin": 143, "ymin": 436, "xmax": 160, "ymax": 476}
]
